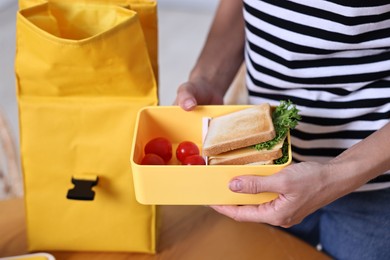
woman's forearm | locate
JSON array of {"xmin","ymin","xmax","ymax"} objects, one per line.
[
  {"xmin": 190, "ymin": 0, "xmax": 245, "ymax": 96},
  {"xmin": 328, "ymin": 122, "xmax": 390, "ymax": 194}
]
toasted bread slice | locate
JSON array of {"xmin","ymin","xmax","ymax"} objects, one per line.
[
  {"xmin": 207, "ymin": 137, "xmax": 285, "ymax": 165},
  {"xmin": 203, "ymin": 104, "xmax": 275, "ymax": 156}
]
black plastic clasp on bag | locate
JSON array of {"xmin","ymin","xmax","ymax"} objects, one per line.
[{"xmin": 67, "ymin": 175, "xmax": 99, "ymax": 201}]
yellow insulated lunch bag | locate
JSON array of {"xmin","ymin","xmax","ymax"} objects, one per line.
[{"xmin": 15, "ymin": 0, "xmax": 159, "ymax": 253}]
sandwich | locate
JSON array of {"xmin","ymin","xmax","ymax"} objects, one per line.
[{"xmin": 202, "ymin": 101, "xmax": 300, "ymax": 165}]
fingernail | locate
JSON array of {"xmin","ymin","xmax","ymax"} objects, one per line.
[
  {"xmin": 183, "ymin": 99, "xmax": 196, "ymax": 110},
  {"xmin": 229, "ymin": 179, "xmax": 242, "ymax": 191}
]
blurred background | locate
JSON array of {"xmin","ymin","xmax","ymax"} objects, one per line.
[{"xmin": 0, "ymin": 0, "xmax": 219, "ymax": 199}]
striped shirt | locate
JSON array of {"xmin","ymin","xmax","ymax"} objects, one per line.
[{"xmin": 243, "ymin": 0, "xmax": 390, "ymax": 191}]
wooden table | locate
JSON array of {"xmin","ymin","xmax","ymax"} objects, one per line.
[{"xmin": 0, "ymin": 198, "xmax": 331, "ymax": 259}]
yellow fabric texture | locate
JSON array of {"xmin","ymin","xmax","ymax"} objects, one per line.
[{"xmin": 15, "ymin": 0, "xmax": 158, "ymax": 253}]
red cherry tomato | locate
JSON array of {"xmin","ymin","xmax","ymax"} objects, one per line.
[
  {"xmin": 144, "ymin": 137, "xmax": 172, "ymax": 162},
  {"xmin": 176, "ymin": 141, "xmax": 200, "ymax": 162},
  {"xmin": 182, "ymin": 155, "xmax": 206, "ymax": 165},
  {"xmin": 141, "ymin": 153, "xmax": 165, "ymax": 165}
]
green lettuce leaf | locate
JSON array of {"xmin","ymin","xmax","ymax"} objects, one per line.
[{"xmin": 253, "ymin": 100, "xmax": 301, "ymax": 164}]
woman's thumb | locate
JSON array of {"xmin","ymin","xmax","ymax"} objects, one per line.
[
  {"xmin": 229, "ymin": 174, "xmax": 280, "ymax": 194},
  {"xmin": 174, "ymin": 82, "xmax": 197, "ymax": 111}
]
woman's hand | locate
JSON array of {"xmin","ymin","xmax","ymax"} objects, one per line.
[
  {"xmin": 174, "ymin": 78, "xmax": 225, "ymax": 111},
  {"xmin": 211, "ymin": 122, "xmax": 390, "ymax": 227},
  {"xmin": 173, "ymin": 0, "xmax": 245, "ymax": 111},
  {"xmin": 211, "ymin": 162, "xmax": 340, "ymax": 228}
]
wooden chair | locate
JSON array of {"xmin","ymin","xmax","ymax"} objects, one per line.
[{"xmin": 0, "ymin": 110, "xmax": 22, "ymax": 199}]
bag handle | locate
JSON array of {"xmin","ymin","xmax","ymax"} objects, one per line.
[{"xmin": 67, "ymin": 175, "xmax": 99, "ymax": 201}]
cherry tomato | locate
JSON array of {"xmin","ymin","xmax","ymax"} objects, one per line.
[
  {"xmin": 144, "ymin": 137, "xmax": 172, "ymax": 162},
  {"xmin": 141, "ymin": 153, "xmax": 165, "ymax": 165},
  {"xmin": 182, "ymin": 155, "xmax": 206, "ymax": 165},
  {"xmin": 176, "ymin": 141, "xmax": 200, "ymax": 162}
]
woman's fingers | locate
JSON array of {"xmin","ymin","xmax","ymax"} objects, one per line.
[{"xmin": 174, "ymin": 82, "xmax": 198, "ymax": 110}]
